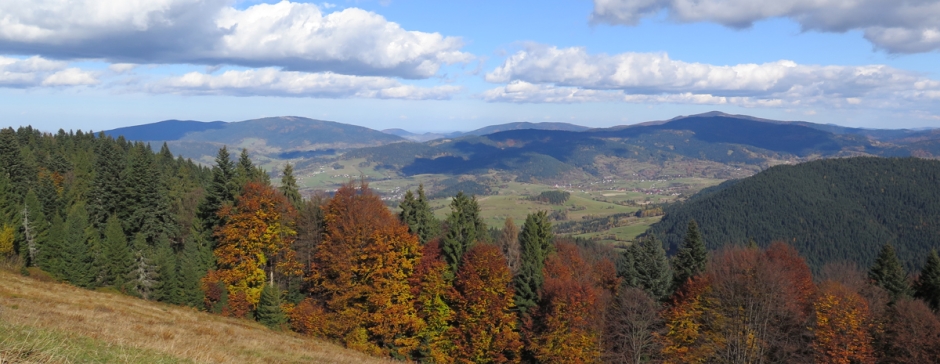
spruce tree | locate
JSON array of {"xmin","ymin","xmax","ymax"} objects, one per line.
[
  {"xmin": 197, "ymin": 147, "xmax": 237, "ymax": 233},
  {"xmin": 178, "ymin": 233, "xmax": 207, "ymax": 307},
  {"xmin": 279, "ymin": 163, "xmax": 302, "ymax": 209},
  {"xmin": 101, "ymin": 215, "xmax": 132, "ymax": 288},
  {"xmin": 127, "ymin": 233, "xmax": 158, "ymax": 299},
  {"xmin": 635, "ymin": 235, "xmax": 672, "ymax": 300},
  {"xmin": 915, "ymin": 249, "xmax": 940, "ymax": 311},
  {"xmin": 0, "ymin": 128, "xmax": 29, "ymax": 197},
  {"xmin": 514, "ymin": 210, "xmax": 553, "ymax": 315},
  {"xmin": 399, "ymin": 184, "xmax": 438, "ymax": 244},
  {"xmin": 63, "ymin": 204, "xmax": 95, "ymax": 288},
  {"xmin": 442, "ymin": 192, "xmax": 487, "ymax": 274},
  {"xmin": 41, "ymin": 213, "xmax": 65, "ymax": 277},
  {"xmin": 617, "ymin": 243, "xmax": 640, "ymax": 288},
  {"xmin": 121, "ymin": 143, "xmax": 175, "ymax": 244},
  {"xmin": 88, "ymin": 139, "xmax": 125, "ymax": 231},
  {"xmin": 869, "ymin": 244, "xmax": 911, "ymax": 301},
  {"xmin": 256, "ymin": 284, "xmax": 287, "ymax": 330},
  {"xmin": 153, "ymin": 234, "xmax": 180, "ymax": 304},
  {"xmin": 672, "ymin": 219, "xmax": 707, "ymax": 291}
]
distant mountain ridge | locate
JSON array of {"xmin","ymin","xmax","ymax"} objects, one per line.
[{"xmin": 382, "ymin": 122, "xmax": 589, "ymax": 142}]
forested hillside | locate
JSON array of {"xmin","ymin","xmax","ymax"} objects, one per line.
[
  {"xmin": 648, "ymin": 157, "xmax": 940, "ymax": 271},
  {"xmin": 3, "ymin": 126, "xmax": 940, "ymax": 363}
]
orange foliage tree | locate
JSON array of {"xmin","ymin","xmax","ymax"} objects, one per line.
[
  {"xmin": 311, "ymin": 181, "xmax": 423, "ymax": 358},
  {"xmin": 448, "ymin": 243, "xmax": 522, "ymax": 363},
  {"xmin": 876, "ymin": 298, "xmax": 940, "ymax": 363},
  {"xmin": 527, "ymin": 242, "xmax": 606, "ymax": 364},
  {"xmin": 409, "ymin": 240, "xmax": 455, "ymax": 362},
  {"xmin": 811, "ymin": 280, "xmax": 875, "ymax": 364},
  {"xmin": 202, "ymin": 182, "xmax": 300, "ymax": 316},
  {"xmin": 661, "ymin": 243, "xmax": 816, "ymax": 363}
]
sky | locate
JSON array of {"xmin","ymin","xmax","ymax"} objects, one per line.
[{"xmin": 1, "ymin": 0, "xmax": 940, "ymax": 133}]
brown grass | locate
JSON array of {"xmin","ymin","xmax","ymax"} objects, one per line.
[{"xmin": 0, "ymin": 269, "xmax": 393, "ymax": 363}]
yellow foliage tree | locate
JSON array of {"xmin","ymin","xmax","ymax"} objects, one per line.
[
  {"xmin": 0, "ymin": 224, "xmax": 14, "ymax": 255},
  {"xmin": 811, "ymin": 281, "xmax": 875, "ymax": 364}
]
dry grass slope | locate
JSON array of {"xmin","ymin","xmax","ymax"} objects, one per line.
[{"xmin": 0, "ymin": 269, "xmax": 393, "ymax": 363}]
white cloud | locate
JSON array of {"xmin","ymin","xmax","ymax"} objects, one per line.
[
  {"xmin": 591, "ymin": 0, "xmax": 940, "ymax": 53},
  {"xmin": 108, "ymin": 63, "xmax": 137, "ymax": 73},
  {"xmin": 0, "ymin": 0, "xmax": 471, "ymax": 78},
  {"xmin": 0, "ymin": 56, "xmax": 98, "ymax": 87},
  {"xmin": 483, "ymin": 44, "xmax": 940, "ymax": 107},
  {"xmin": 149, "ymin": 68, "xmax": 461, "ymax": 100}
]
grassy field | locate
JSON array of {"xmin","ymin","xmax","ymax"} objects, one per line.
[{"xmin": 0, "ymin": 268, "xmax": 392, "ymax": 364}]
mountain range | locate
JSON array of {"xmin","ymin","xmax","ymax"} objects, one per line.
[{"xmin": 104, "ymin": 112, "xmax": 940, "ymax": 178}]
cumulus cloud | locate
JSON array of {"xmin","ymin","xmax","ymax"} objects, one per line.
[
  {"xmin": 148, "ymin": 68, "xmax": 461, "ymax": 100},
  {"xmin": 590, "ymin": 0, "xmax": 940, "ymax": 53},
  {"xmin": 482, "ymin": 44, "xmax": 940, "ymax": 107},
  {"xmin": 0, "ymin": 0, "xmax": 471, "ymax": 78},
  {"xmin": 0, "ymin": 56, "xmax": 98, "ymax": 87}
]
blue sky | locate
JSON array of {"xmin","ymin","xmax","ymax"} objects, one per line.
[{"xmin": 1, "ymin": 0, "xmax": 939, "ymax": 133}]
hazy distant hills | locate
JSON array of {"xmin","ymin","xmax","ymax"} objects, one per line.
[
  {"xmin": 104, "ymin": 112, "xmax": 938, "ymax": 174},
  {"xmin": 104, "ymin": 116, "xmax": 405, "ymax": 163},
  {"xmin": 382, "ymin": 121, "xmax": 590, "ymax": 142},
  {"xmin": 347, "ymin": 112, "xmax": 926, "ymax": 181},
  {"xmin": 646, "ymin": 157, "xmax": 940, "ymax": 271}
]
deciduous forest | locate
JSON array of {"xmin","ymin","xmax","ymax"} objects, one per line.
[{"xmin": 2, "ymin": 126, "xmax": 940, "ymax": 363}]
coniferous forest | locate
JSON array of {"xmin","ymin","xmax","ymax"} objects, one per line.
[{"xmin": 2, "ymin": 126, "xmax": 940, "ymax": 363}]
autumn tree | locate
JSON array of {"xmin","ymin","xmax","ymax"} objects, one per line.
[
  {"xmin": 496, "ymin": 217, "xmax": 521, "ymax": 276},
  {"xmin": 604, "ymin": 287, "xmax": 662, "ymax": 364},
  {"xmin": 527, "ymin": 242, "xmax": 603, "ymax": 363},
  {"xmin": 442, "ymin": 192, "xmax": 486, "ymax": 274},
  {"xmin": 410, "ymin": 240, "xmax": 455, "ymax": 362},
  {"xmin": 205, "ymin": 181, "xmax": 300, "ymax": 314},
  {"xmin": 672, "ymin": 219, "xmax": 707, "ymax": 292},
  {"xmin": 514, "ymin": 211, "xmax": 553, "ymax": 315},
  {"xmin": 914, "ymin": 249, "xmax": 940, "ymax": 311},
  {"xmin": 312, "ymin": 181, "xmax": 423, "ymax": 358},
  {"xmin": 448, "ymin": 243, "xmax": 522, "ymax": 363},
  {"xmin": 812, "ymin": 281, "xmax": 875, "ymax": 364},
  {"xmin": 660, "ymin": 276, "xmax": 722, "ymax": 363},
  {"xmin": 877, "ymin": 298, "xmax": 940, "ymax": 363},
  {"xmin": 869, "ymin": 243, "xmax": 911, "ymax": 301}
]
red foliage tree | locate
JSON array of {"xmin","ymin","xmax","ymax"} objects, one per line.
[{"xmin": 877, "ymin": 298, "xmax": 940, "ymax": 363}]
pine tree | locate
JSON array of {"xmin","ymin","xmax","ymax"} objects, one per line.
[
  {"xmin": 870, "ymin": 243, "xmax": 911, "ymax": 301},
  {"xmin": 672, "ymin": 219, "xmax": 707, "ymax": 291},
  {"xmin": 279, "ymin": 163, "xmax": 302, "ymax": 209},
  {"xmin": 63, "ymin": 204, "xmax": 95, "ymax": 288},
  {"xmin": 514, "ymin": 210, "xmax": 554, "ymax": 315},
  {"xmin": 635, "ymin": 235, "xmax": 672, "ymax": 300},
  {"xmin": 442, "ymin": 192, "xmax": 486, "ymax": 274},
  {"xmin": 100, "ymin": 214, "xmax": 132, "ymax": 288},
  {"xmin": 915, "ymin": 249, "xmax": 940, "ymax": 311},
  {"xmin": 19, "ymin": 190, "xmax": 48, "ymax": 267},
  {"xmin": 256, "ymin": 284, "xmax": 288, "ymax": 330}
]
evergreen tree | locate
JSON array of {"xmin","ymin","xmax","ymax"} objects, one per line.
[
  {"xmin": 178, "ymin": 232, "xmax": 207, "ymax": 307},
  {"xmin": 256, "ymin": 284, "xmax": 287, "ymax": 330},
  {"xmin": 514, "ymin": 210, "xmax": 554, "ymax": 315},
  {"xmin": 442, "ymin": 192, "xmax": 486, "ymax": 274},
  {"xmin": 127, "ymin": 233, "xmax": 158, "ymax": 299},
  {"xmin": 153, "ymin": 234, "xmax": 180, "ymax": 304},
  {"xmin": 197, "ymin": 146, "xmax": 237, "ymax": 233},
  {"xmin": 88, "ymin": 139, "xmax": 125, "ymax": 231},
  {"xmin": 41, "ymin": 213, "xmax": 65, "ymax": 277},
  {"xmin": 63, "ymin": 204, "xmax": 95, "ymax": 288},
  {"xmin": 915, "ymin": 249, "xmax": 940, "ymax": 311},
  {"xmin": 0, "ymin": 128, "xmax": 29, "ymax": 196},
  {"xmin": 617, "ymin": 243, "xmax": 640, "ymax": 288},
  {"xmin": 870, "ymin": 244, "xmax": 912, "ymax": 301},
  {"xmin": 19, "ymin": 190, "xmax": 48, "ymax": 267},
  {"xmin": 279, "ymin": 163, "xmax": 303, "ymax": 209},
  {"xmin": 400, "ymin": 184, "xmax": 437, "ymax": 244},
  {"xmin": 635, "ymin": 235, "xmax": 672, "ymax": 300},
  {"xmin": 121, "ymin": 143, "xmax": 176, "ymax": 244},
  {"xmin": 235, "ymin": 148, "xmax": 266, "ymax": 185},
  {"xmin": 672, "ymin": 219, "xmax": 708, "ymax": 291},
  {"xmin": 100, "ymin": 215, "xmax": 132, "ymax": 288}
]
